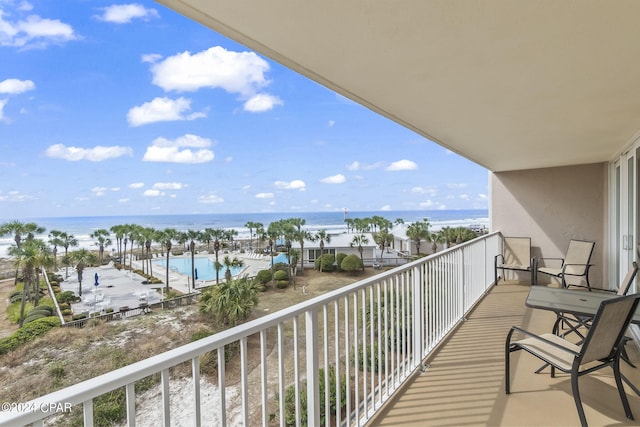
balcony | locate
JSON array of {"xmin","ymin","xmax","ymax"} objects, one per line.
[{"xmin": 1, "ymin": 232, "xmax": 639, "ymax": 426}]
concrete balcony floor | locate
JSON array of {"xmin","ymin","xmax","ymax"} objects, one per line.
[{"xmin": 369, "ymin": 281, "xmax": 640, "ymax": 426}]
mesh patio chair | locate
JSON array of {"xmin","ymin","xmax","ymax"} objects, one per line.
[
  {"xmin": 494, "ymin": 236, "xmax": 534, "ymax": 284},
  {"xmin": 555, "ymin": 262, "xmax": 639, "ymax": 367},
  {"xmin": 505, "ymin": 293, "xmax": 640, "ymax": 427},
  {"xmin": 536, "ymin": 239, "xmax": 595, "ymax": 289}
]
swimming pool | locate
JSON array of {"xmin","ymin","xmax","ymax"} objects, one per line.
[
  {"xmin": 271, "ymin": 253, "xmax": 290, "ymax": 264},
  {"xmin": 154, "ymin": 257, "xmax": 245, "ymax": 281}
]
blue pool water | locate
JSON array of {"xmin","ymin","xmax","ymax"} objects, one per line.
[
  {"xmin": 271, "ymin": 253, "xmax": 290, "ymax": 264},
  {"xmin": 154, "ymin": 257, "xmax": 245, "ymax": 281}
]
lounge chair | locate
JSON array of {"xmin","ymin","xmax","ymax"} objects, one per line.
[
  {"xmin": 536, "ymin": 239, "xmax": 595, "ymax": 289},
  {"xmin": 505, "ymin": 293, "xmax": 640, "ymax": 427},
  {"xmin": 494, "ymin": 236, "xmax": 534, "ymax": 284}
]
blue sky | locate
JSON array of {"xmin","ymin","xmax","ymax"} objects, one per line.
[{"xmin": 0, "ymin": 1, "xmax": 488, "ymax": 218}]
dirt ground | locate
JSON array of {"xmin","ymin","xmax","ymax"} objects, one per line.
[{"xmin": 0, "ymin": 277, "xmax": 18, "ymax": 339}]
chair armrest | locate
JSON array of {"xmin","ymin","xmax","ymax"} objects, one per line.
[
  {"xmin": 537, "ymin": 257, "xmax": 564, "ymax": 268},
  {"xmin": 508, "ymin": 326, "xmax": 580, "ymax": 356},
  {"xmin": 560, "ymin": 263, "xmax": 593, "ymax": 275}
]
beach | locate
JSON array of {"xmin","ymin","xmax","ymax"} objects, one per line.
[{"xmin": 0, "ymin": 209, "xmax": 489, "ymax": 259}]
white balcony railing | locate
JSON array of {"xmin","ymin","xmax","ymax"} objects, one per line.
[{"xmin": 0, "ymin": 232, "xmax": 501, "ymax": 427}]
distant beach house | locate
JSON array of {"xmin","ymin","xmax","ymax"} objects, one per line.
[{"xmin": 290, "ymin": 232, "xmax": 378, "ymax": 268}]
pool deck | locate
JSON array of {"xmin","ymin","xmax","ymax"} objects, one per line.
[{"xmin": 59, "ymin": 252, "xmax": 275, "ymax": 315}]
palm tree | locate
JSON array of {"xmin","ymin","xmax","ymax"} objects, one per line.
[
  {"xmin": 245, "ymin": 221, "xmax": 262, "ymax": 251},
  {"xmin": 186, "ymin": 229, "xmax": 202, "ymax": 290},
  {"xmin": 288, "ymin": 218, "xmax": 314, "ymax": 276},
  {"xmin": 90, "ymin": 229, "xmax": 112, "ymax": 263},
  {"xmin": 1, "ymin": 220, "xmax": 46, "ymax": 285},
  {"xmin": 406, "ymin": 219, "xmax": 431, "ymax": 255},
  {"xmin": 199, "ymin": 277, "xmax": 259, "ymax": 327},
  {"xmin": 138, "ymin": 227, "xmax": 156, "ymax": 276},
  {"xmin": 430, "ymin": 230, "xmax": 445, "ymax": 253},
  {"xmin": 110, "ymin": 224, "xmax": 126, "ymax": 261},
  {"xmin": 208, "ymin": 228, "xmax": 227, "ymax": 284},
  {"xmin": 69, "ymin": 249, "xmax": 98, "ymax": 297},
  {"xmin": 222, "ymin": 255, "xmax": 244, "ymax": 282},
  {"xmin": 350, "ymin": 234, "xmax": 369, "ymax": 272},
  {"xmin": 125, "ymin": 224, "xmax": 143, "ymax": 271},
  {"xmin": 8, "ymin": 238, "xmax": 51, "ymax": 326},
  {"xmin": 314, "ymin": 229, "xmax": 332, "ymax": 273},
  {"xmin": 156, "ymin": 228, "xmax": 178, "ymax": 292},
  {"xmin": 60, "ymin": 232, "xmax": 78, "ymax": 277},
  {"xmin": 48, "ymin": 229, "xmax": 64, "ymax": 269}
]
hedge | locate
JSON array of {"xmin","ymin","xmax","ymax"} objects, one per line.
[{"xmin": 0, "ymin": 317, "xmax": 61, "ymax": 355}]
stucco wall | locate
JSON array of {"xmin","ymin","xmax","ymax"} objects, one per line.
[{"xmin": 490, "ymin": 163, "xmax": 607, "ymax": 288}]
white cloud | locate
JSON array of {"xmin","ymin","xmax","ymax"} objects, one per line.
[
  {"xmin": 274, "ymin": 180, "xmax": 306, "ymax": 191},
  {"xmin": 142, "ymin": 134, "xmax": 214, "ymax": 164},
  {"xmin": 255, "ymin": 192, "xmax": 274, "ymax": 199},
  {"xmin": 0, "ymin": 189, "xmax": 33, "ymax": 202},
  {"xmin": 44, "ymin": 144, "xmax": 133, "ymax": 161},
  {"xmin": 91, "ymin": 186, "xmax": 107, "ymax": 196},
  {"xmin": 127, "ymin": 97, "xmax": 206, "ymax": 126},
  {"xmin": 380, "ymin": 205, "xmax": 392, "ymax": 211},
  {"xmin": 0, "ymin": 8, "xmax": 77, "ymax": 48},
  {"xmin": 118, "ymin": 198, "xmax": 129, "ymax": 203},
  {"xmin": 129, "ymin": 182, "xmax": 144, "ymax": 189},
  {"xmin": 198, "ymin": 193, "xmax": 224, "ymax": 204},
  {"xmin": 347, "ymin": 160, "xmax": 383, "ymax": 171},
  {"xmin": 243, "ymin": 93, "xmax": 283, "ymax": 112},
  {"xmin": 96, "ymin": 4, "xmax": 159, "ymax": 24},
  {"xmin": 320, "ymin": 174, "xmax": 345, "ymax": 184},
  {"xmin": 152, "ymin": 182, "xmax": 185, "ymax": 190},
  {"xmin": 386, "ymin": 159, "xmax": 418, "ymax": 171},
  {"xmin": 150, "ymin": 46, "xmax": 270, "ymax": 97},
  {"xmin": 0, "ymin": 78, "xmax": 35, "ymax": 94},
  {"xmin": 328, "ymin": 120, "xmax": 335, "ymax": 127},
  {"xmin": 0, "ymin": 99, "xmax": 7, "ymax": 122},
  {"xmin": 143, "ymin": 189, "xmax": 163, "ymax": 197},
  {"xmin": 447, "ymin": 183, "xmax": 468, "ymax": 189},
  {"xmin": 410, "ymin": 186, "xmax": 437, "ymax": 196}
]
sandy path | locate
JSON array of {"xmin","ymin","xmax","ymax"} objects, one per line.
[{"xmin": 0, "ymin": 278, "xmax": 18, "ymax": 339}]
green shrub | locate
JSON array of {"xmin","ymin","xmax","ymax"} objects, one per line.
[
  {"xmin": 276, "ymin": 280, "xmax": 289, "ymax": 289},
  {"xmin": 354, "ymin": 342, "xmax": 381, "ymax": 372},
  {"xmin": 191, "ymin": 330, "xmax": 213, "ymax": 342},
  {"xmin": 24, "ymin": 313, "xmax": 48, "ymax": 324},
  {"xmin": 199, "ymin": 341, "xmax": 239, "ymax": 376},
  {"xmin": 335, "ymin": 252, "xmax": 347, "ymax": 268},
  {"xmin": 0, "ymin": 317, "xmax": 61, "ymax": 355},
  {"xmin": 255, "ymin": 269, "xmax": 272, "ymax": 284},
  {"xmin": 9, "ymin": 293, "xmax": 23, "ymax": 304},
  {"xmin": 273, "ymin": 262, "xmax": 289, "ymax": 273},
  {"xmin": 340, "ymin": 254, "xmax": 363, "ymax": 274},
  {"xmin": 26, "ymin": 309, "xmax": 52, "ymax": 319},
  {"xmin": 57, "ymin": 291, "xmax": 78, "ymax": 303},
  {"xmin": 256, "ymin": 284, "xmax": 267, "ymax": 292},
  {"xmin": 315, "ymin": 254, "xmax": 336, "ymax": 272},
  {"xmin": 32, "ymin": 305, "xmax": 53, "ymax": 314},
  {"xmin": 61, "ymin": 309, "xmax": 72, "ymax": 316},
  {"xmin": 280, "ymin": 366, "xmax": 346, "ymax": 426},
  {"xmin": 274, "ymin": 270, "xmax": 288, "ymax": 281},
  {"xmin": 72, "ymin": 312, "xmax": 89, "ymax": 321},
  {"xmin": 59, "ymin": 303, "xmax": 70, "ymax": 311}
]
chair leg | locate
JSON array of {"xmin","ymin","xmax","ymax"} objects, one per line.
[
  {"xmin": 613, "ymin": 358, "xmax": 634, "ymax": 420},
  {"xmin": 571, "ymin": 371, "xmax": 587, "ymax": 427},
  {"xmin": 505, "ymin": 329, "xmax": 514, "ymax": 394}
]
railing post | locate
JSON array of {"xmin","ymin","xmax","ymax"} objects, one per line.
[
  {"xmin": 306, "ymin": 308, "xmax": 320, "ymax": 427},
  {"xmin": 412, "ymin": 264, "xmax": 423, "ymax": 365}
]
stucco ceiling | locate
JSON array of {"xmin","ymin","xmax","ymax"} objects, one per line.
[{"xmin": 157, "ymin": 0, "xmax": 640, "ymax": 172}]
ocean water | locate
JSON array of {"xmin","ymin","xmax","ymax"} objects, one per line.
[{"xmin": 0, "ymin": 209, "xmax": 488, "ymax": 258}]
